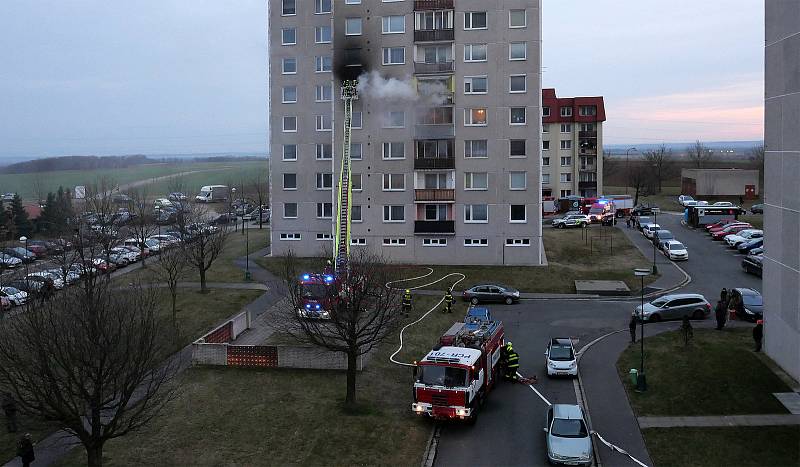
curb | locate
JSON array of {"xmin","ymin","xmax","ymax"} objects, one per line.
[{"xmin": 421, "ymin": 424, "xmax": 441, "ymax": 467}]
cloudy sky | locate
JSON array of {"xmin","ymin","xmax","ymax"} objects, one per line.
[{"xmin": 0, "ymin": 0, "xmax": 764, "ymax": 159}]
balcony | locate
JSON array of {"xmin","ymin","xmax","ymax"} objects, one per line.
[
  {"xmin": 579, "ymin": 181, "xmax": 598, "ymax": 190},
  {"xmin": 414, "ymin": 0, "xmax": 454, "ymax": 10},
  {"xmin": 579, "ymin": 148, "xmax": 597, "ymax": 156},
  {"xmin": 414, "ymin": 220, "xmax": 455, "ymax": 234},
  {"xmin": 415, "ymin": 124, "xmax": 454, "ymax": 139},
  {"xmin": 414, "ymin": 29, "xmax": 455, "ymax": 42},
  {"xmin": 579, "ymin": 130, "xmax": 597, "ymax": 138},
  {"xmin": 414, "ymin": 61, "xmax": 454, "ymax": 75},
  {"xmin": 579, "ymin": 164, "xmax": 596, "ymax": 172},
  {"xmin": 414, "ymin": 157, "xmax": 455, "ymax": 170},
  {"xmin": 415, "ymin": 189, "xmax": 455, "ymax": 203}
]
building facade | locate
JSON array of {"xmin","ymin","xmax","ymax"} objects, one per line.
[
  {"xmin": 541, "ymin": 88, "xmax": 605, "ymax": 199},
  {"xmin": 764, "ymin": 1, "xmax": 800, "ymax": 381},
  {"xmin": 269, "ymin": 0, "xmax": 543, "ymax": 266}
]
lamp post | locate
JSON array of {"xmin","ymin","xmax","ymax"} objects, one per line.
[
  {"xmin": 651, "ymin": 207, "xmax": 659, "ymax": 274},
  {"xmin": 19, "ymin": 236, "xmax": 29, "ymax": 277},
  {"xmin": 244, "ymin": 219, "xmax": 251, "ymax": 281},
  {"xmin": 230, "ymin": 187, "xmax": 237, "ymax": 232},
  {"xmin": 625, "ymin": 147, "xmax": 637, "ymax": 194},
  {"xmin": 634, "ymin": 268, "xmax": 651, "ymax": 392}
]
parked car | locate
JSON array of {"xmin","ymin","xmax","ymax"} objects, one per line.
[
  {"xmin": 0, "ymin": 287, "xmax": 28, "ymax": 306},
  {"xmin": 738, "ymin": 237, "xmax": 764, "ymax": 254},
  {"xmin": 551, "ymin": 214, "xmax": 589, "ymax": 229},
  {"xmin": 69, "ymin": 263, "xmax": 97, "ymax": 278},
  {"xmin": 662, "ymin": 240, "xmax": 689, "ymax": 261},
  {"xmin": 242, "ymin": 206, "xmax": 270, "ymax": 222},
  {"xmin": 635, "ymin": 216, "xmax": 652, "ymax": 231},
  {"xmin": 117, "ymin": 246, "xmax": 143, "ymax": 261},
  {"xmin": 711, "ymin": 224, "xmax": 752, "ymax": 240},
  {"xmin": 154, "ymin": 198, "xmax": 174, "ymax": 210},
  {"xmin": 683, "ymin": 200, "xmax": 699, "ymax": 208},
  {"xmin": 2, "ymin": 193, "xmax": 16, "ymax": 201},
  {"xmin": 705, "ymin": 219, "xmax": 735, "ymax": 231},
  {"xmin": 27, "ymin": 271, "xmax": 64, "ymax": 290},
  {"xmin": 149, "ymin": 234, "xmax": 181, "ymax": 247},
  {"xmin": 90, "ymin": 258, "xmax": 115, "ymax": 273},
  {"xmin": 0, "ymin": 253, "xmax": 22, "ymax": 268},
  {"xmin": 545, "ymin": 404, "xmax": 593, "ymax": 466},
  {"xmin": 45, "ymin": 268, "xmax": 81, "ymax": 286},
  {"xmin": 729, "ymin": 288, "xmax": 763, "ymax": 322},
  {"xmin": 8, "ymin": 277, "xmax": 56, "ymax": 297},
  {"xmin": 632, "ymin": 205, "xmax": 658, "ymax": 216},
  {"xmin": 678, "ymin": 195, "xmax": 694, "ymax": 206},
  {"xmin": 2, "ymin": 247, "xmax": 37, "ymax": 263},
  {"xmin": 748, "ymin": 246, "xmax": 765, "ymax": 256},
  {"xmin": 144, "ymin": 238, "xmax": 163, "ymax": 254},
  {"xmin": 168, "ymin": 192, "xmax": 188, "ymax": 201},
  {"xmin": 105, "ymin": 252, "xmax": 130, "ymax": 267},
  {"xmin": 642, "ymin": 224, "xmax": 661, "ymax": 239},
  {"xmin": 750, "ymin": 204, "xmax": 764, "ymax": 214},
  {"xmin": 696, "ymin": 200, "xmax": 709, "ymax": 206},
  {"xmin": 742, "ymin": 255, "xmax": 763, "ymax": 276},
  {"xmin": 633, "ymin": 293, "xmax": 711, "ymax": 322},
  {"xmin": 725, "ymin": 229, "xmax": 763, "ymax": 248},
  {"xmin": 712, "ymin": 201, "xmax": 734, "ymax": 207},
  {"xmin": 110, "ymin": 247, "xmax": 138, "ymax": 263},
  {"xmin": 652, "ymin": 229, "xmax": 675, "ymax": 248},
  {"xmin": 545, "ymin": 338, "xmax": 577, "ymax": 378},
  {"xmin": 22, "ymin": 243, "xmax": 47, "ymax": 258},
  {"xmin": 708, "ymin": 221, "xmax": 750, "ymax": 235},
  {"xmin": 461, "ymin": 284, "xmax": 520, "ymax": 305},
  {"xmin": 210, "ymin": 213, "xmax": 236, "ymax": 225}
]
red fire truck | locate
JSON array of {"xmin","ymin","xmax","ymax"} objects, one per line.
[
  {"xmin": 297, "ymin": 272, "xmax": 336, "ymax": 319},
  {"xmin": 411, "ymin": 307, "xmax": 505, "ymax": 423}
]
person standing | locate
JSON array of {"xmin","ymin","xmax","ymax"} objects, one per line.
[
  {"xmin": 17, "ymin": 433, "xmax": 34, "ymax": 467},
  {"xmin": 443, "ymin": 289, "xmax": 454, "ymax": 314},
  {"xmin": 401, "ymin": 289, "xmax": 412, "ymax": 316},
  {"xmin": 629, "ymin": 315, "xmax": 637, "ymax": 344},
  {"xmin": 2, "ymin": 393, "xmax": 17, "ymax": 433},
  {"xmin": 504, "ymin": 342, "xmax": 520, "ymax": 381},
  {"xmin": 753, "ymin": 320, "xmax": 764, "ymax": 352},
  {"xmin": 714, "ymin": 298, "xmax": 727, "ymax": 330}
]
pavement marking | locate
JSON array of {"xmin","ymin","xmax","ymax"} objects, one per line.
[
  {"xmin": 518, "ymin": 372, "xmax": 551, "ymax": 406},
  {"xmin": 592, "ymin": 431, "xmax": 649, "ymax": 467}
]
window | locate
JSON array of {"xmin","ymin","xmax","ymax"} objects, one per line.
[
  {"xmin": 350, "ymin": 143, "xmax": 362, "ymax": 160},
  {"xmin": 464, "ymin": 11, "xmax": 487, "ymax": 30},
  {"xmin": 351, "ymin": 205, "xmax": 362, "ymax": 222},
  {"xmin": 382, "ymin": 15, "xmax": 405, "ymax": 33},
  {"xmin": 316, "ymin": 233, "xmax": 333, "ymax": 241},
  {"xmin": 505, "ymin": 238, "xmax": 531, "ymax": 246},
  {"xmin": 282, "ymin": 116, "xmax": 297, "ymax": 132},
  {"xmin": 315, "ymin": 83, "xmax": 332, "ymax": 102},
  {"xmin": 383, "ymin": 47, "xmax": 405, "ymax": 65},
  {"xmin": 345, "ymin": 18, "xmax": 362, "ymax": 35},
  {"xmin": 282, "ymin": 0, "xmax": 296, "ymax": 15},
  {"xmin": 282, "ymin": 86, "xmax": 297, "ymax": 103},
  {"xmin": 543, "ymin": 141, "xmax": 550, "ymax": 151},
  {"xmin": 464, "ymin": 238, "xmax": 488, "ymax": 247},
  {"xmin": 416, "ymin": 10, "xmax": 454, "ymax": 30},
  {"xmin": 283, "ymin": 203, "xmax": 298, "ymax": 218},
  {"xmin": 316, "ymin": 143, "xmax": 332, "ymax": 160},
  {"xmin": 510, "ymin": 205, "xmax": 526, "ymax": 223},
  {"xmin": 423, "ymin": 173, "xmax": 448, "ymax": 189},
  {"xmin": 352, "ymin": 112, "xmax": 363, "ymax": 129},
  {"xmin": 382, "ymin": 238, "xmax": 407, "ymax": 246},
  {"xmin": 282, "ymin": 58, "xmax": 297, "ymax": 74},
  {"xmin": 282, "ymin": 144, "xmax": 297, "ymax": 161},
  {"xmin": 560, "ymin": 106, "xmax": 573, "ymax": 117},
  {"xmin": 560, "ymin": 173, "xmax": 572, "ymax": 183},
  {"xmin": 581, "ymin": 123, "xmax": 596, "ymax": 132},
  {"xmin": 345, "ymin": 0, "xmax": 361, "ymax": 3},
  {"xmin": 510, "ymin": 140, "xmax": 526, "ymax": 157},
  {"xmin": 283, "ymin": 173, "xmax": 297, "ymax": 190},
  {"xmin": 542, "ymin": 189, "xmax": 552, "ymax": 197},
  {"xmin": 351, "ymin": 173, "xmax": 362, "ymax": 191},
  {"xmin": 421, "ymin": 45, "xmax": 452, "ymax": 64},
  {"xmin": 351, "ymin": 238, "xmax": 367, "ymax": 246},
  {"xmin": 315, "ymin": 114, "xmax": 332, "ymax": 132},
  {"xmin": 315, "ymin": 26, "xmax": 332, "ymax": 43},
  {"xmin": 316, "ymin": 202, "xmax": 333, "ymax": 218},
  {"xmin": 465, "ymin": 108, "xmax": 487, "ymax": 126},
  {"xmin": 542, "ymin": 106, "xmax": 551, "ymax": 117},
  {"xmin": 509, "ymin": 172, "xmax": 527, "ymax": 190},
  {"xmin": 316, "ymin": 172, "xmax": 333, "ymax": 190},
  {"xmin": 416, "ymin": 107, "xmax": 453, "ymax": 125},
  {"xmin": 510, "ymin": 107, "xmax": 526, "ymax": 125},
  {"xmin": 383, "ymin": 205, "xmax": 405, "ymax": 222},
  {"xmin": 280, "ymin": 233, "xmax": 302, "ymax": 241},
  {"xmin": 464, "ymin": 44, "xmax": 487, "ymax": 62},
  {"xmin": 560, "ymin": 190, "xmax": 572, "ymax": 197},
  {"xmin": 281, "ymin": 28, "xmax": 296, "ymax": 45},
  {"xmin": 542, "ymin": 156, "xmax": 550, "ymax": 166},
  {"xmin": 464, "ymin": 172, "xmax": 488, "ymax": 190},
  {"xmin": 417, "ymin": 140, "xmax": 453, "ymax": 159},
  {"xmin": 384, "ymin": 111, "xmax": 405, "ymax": 128},
  {"xmin": 579, "ymin": 105, "xmax": 597, "ymax": 116},
  {"xmin": 382, "ymin": 174, "xmax": 405, "ymax": 191},
  {"xmin": 465, "ymin": 204, "xmax": 488, "ymax": 223},
  {"xmin": 561, "ymin": 156, "xmax": 572, "ymax": 166},
  {"xmin": 509, "ymin": 8, "xmax": 526, "ymax": 27},
  {"xmin": 561, "ymin": 140, "xmax": 572, "ymax": 150},
  {"xmin": 383, "ymin": 142, "xmax": 405, "ymax": 159},
  {"xmin": 561, "ymin": 123, "xmax": 572, "ymax": 133},
  {"xmin": 465, "ymin": 140, "xmax": 488, "ymax": 158},
  {"xmin": 543, "ymin": 124, "xmax": 549, "ymax": 133},
  {"xmin": 464, "ymin": 76, "xmax": 488, "ymax": 94},
  {"xmin": 509, "ymin": 42, "xmax": 527, "ymax": 60},
  {"xmin": 423, "ymin": 238, "xmax": 447, "ymax": 247},
  {"xmin": 315, "ymin": 56, "xmax": 332, "ymax": 72},
  {"xmin": 424, "ymin": 204, "xmax": 448, "ymax": 221},
  {"xmin": 510, "ymin": 75, "xmax": 526, "ymax": 93},
  {"xmin": 542, "ymin": 174, "xmax": 551, "ymax": 184},
  {"xmin": 315, "ymin": 0, "xmax": 331, "ymax": 14}
]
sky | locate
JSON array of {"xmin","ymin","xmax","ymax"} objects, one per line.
[{"xmin": 0, "ymin": 0, "xmax": 764, "ymax": 159}]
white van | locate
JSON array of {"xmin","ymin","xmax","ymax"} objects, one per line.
[{"xmin": 195, "ymin": 185, "xmax": 229, "ymax": 203}]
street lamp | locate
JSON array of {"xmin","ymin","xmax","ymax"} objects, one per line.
[
  {"xmin": 230, "ymin": 187, "xmax": 237, "ymax": 232},
  {"xmin": 244, "ymin": 219, "xmax": 251, "ymax": 281},
  {"xmin": 625, "ymin": 147, "xmax": 637, "ymax": 195},
  {"xmin": 651, "ymin": 207, "xmax": 659, "ymax": 274},
  {"xmin": 19, "ymin": 236, "xmax": 29, "ymax": 276},
  {"xmin": 634, "ymin": 268, "xmax": 651, "ymax": 392}
]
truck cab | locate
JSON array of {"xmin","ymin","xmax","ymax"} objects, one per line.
[
  {"xmin": 195, "ymin": 185, "xmax": 229, "ymax": 203},
  {"xmin": 297, "ymin": 273, "xmax": 336, "ymax": 319}
]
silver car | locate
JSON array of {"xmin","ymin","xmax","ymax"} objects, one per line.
[
  {"xmin": 633, "ymin": 293, "xmax": 711, "ymax": 322},
  {"xmin": 545, "ymin": 404, "xmax": 593, "ymax": 466}
]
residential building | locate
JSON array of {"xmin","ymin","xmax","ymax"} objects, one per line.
[
  {"xmin": 540, "ymin": 88, "xmax": 605, "ymax": 199},
  {"xmin": 269, "ymin": 0, "xmax": 543, "ymax": 266},
  {"xmin": 764, "ymin": 1, "xmax": 800, "ymax": 381}
]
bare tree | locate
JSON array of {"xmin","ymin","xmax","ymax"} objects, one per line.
[
  {"xmin": 31, "ymin": 173, "xmax": 46, "ymax": 207},
  {"xmin": 642, "ymin": 144, "xmax": 674, "ymax": 194},
  {"xmin": 126, "ymin": 186, "xmax": 157, "ymax": 267},
  {"xmin": 248, "ymin": 169, "xmax": 269, "ymax": 229},
  {"xmin": 628, "ymin": 163, "xmax": 653, "ymax": 207},
  {"xmin": 0, "ymin": 266, "xmax": 177, "ymax": 467},
  {"xmin": 153, "ymin": 246, "xmax": 188, "ymax": 330},
  {"xmin": 749, "ymin": 144, "xmax": 765, "ymax": 180},
  {"xmin": 275, "ymin": 249, "xmax": 403, "ymax": 406},
  {"xmin": 179, "ymin": 205, "xmax": 229, "ymax": 293},
  {"xmin": 686, "ymin": 140, "xmax": 714, "ymax": 168}
]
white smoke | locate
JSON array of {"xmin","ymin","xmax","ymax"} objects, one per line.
[
  {"xmin": 417, "ymin": 80, "xmax": 450, "ymax": 106},
  {"xmin": 357, "ymin": 71, "xmax": 418, "ymax": 102}
]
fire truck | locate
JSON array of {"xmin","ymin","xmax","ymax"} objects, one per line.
[
  {"xmin": 411, "ymin": 307, "xmax": 505, "ymax": 423},
  {"xmin": 297, "ymin": 273, "xmax": 336, "ymax": 319}
]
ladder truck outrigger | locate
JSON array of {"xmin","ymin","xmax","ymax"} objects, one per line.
[{"xmin": 298, "ymin": 80, "xmax": 359, "ymax": 319}]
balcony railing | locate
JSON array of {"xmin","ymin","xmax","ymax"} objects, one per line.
[
  {"xmin": 578, "ymin": 181, "xmax": 598, "ymax": 190},
  {"xmin": 414, "ymin": 29, "xmax": 455, "ymax": 42},
  {"xmin": 415, "ymin": 124, "xmax": 455, "ymax": 139},
  {"xmin": 414, "ymin": 61, "xmax": 454, "ymax": 74},
  {"xmin": 579, "ymin": 164, "xmax": 596, "ymax": 172},
  {"xmin": 415, "ymin": 189, "xmax": 455, "ymax": 202},
  {"xmin": 579, "ymin": 148, "xmax": 597, "ymax": 156},
  {"xmin": 579, "ymin": 130, "xmax": 597, "ymax": 138},
  {"xmin": 414, "ymin": 220, "xmax": 455, "ymax": 234},
  {"xmin": 414, "ymin": 157, "xmax": 455, "ymax": 170},
  {"xmin": 414, "ymin": 0, "xmax": 454, "ymax": 10}
]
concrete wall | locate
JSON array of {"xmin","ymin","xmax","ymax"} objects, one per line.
[
  {"xmin": 681, "ymin": 169, "xmax": 760, "ymax": 197},
  {"xmin": 764, "ymin": 0, "xmax": 800, "ymax": 382}
]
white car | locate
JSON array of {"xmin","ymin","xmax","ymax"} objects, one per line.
[
  {"xmin": 45, "ymin": 268, "xmax": 81, "ymax": 285},
  {"xmin": 696, "ymin": 201, "xmax": 709, "ymax": 206},
  {"xmin": 642, "ymin": 224, "xmax": 661, "ymax": 239},
  {"xmin": 0, "ymin": 253, "xmax": 22, "ymax": 268},
  {"xmin": 713, "ymin": 201, "xmax": 734, "ymax": 207},
  {"xmin": 27, "ymin": 272, "xmax": 64, "ymax": 290},
  {"xmin": 145, "ymin": 238, "xmax": 163, "ymax": 254},
  {"xmin": 678, "ymin": 195, "xmax": 695, "ymax": 206},
  {"xmin": 154, "ymin": 198, "xmax": 174, "ymax": 210},
  {"xmin": 662, "ymin": 240, "xmax": 689, "ymax": 261},
  {"xmin": 725, "ymin": 229, "xmax": 763, "ymax": 248},
  {"xmin": 545, "ymin": 338, "xmax": 578, "ymax": 377},
  {"xmin": 0, "ymin": 287, "xmax": 28, "ymax": 306},
  {"xmin": 552, "ymin": 214, "xmax": 590, "ymax": 229},
  {"xmin": 110, "ymin": 247, "xmax": 139, "ymax": 263}
]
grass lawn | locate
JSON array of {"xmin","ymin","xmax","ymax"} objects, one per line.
[
  {"xmin": 643, "ymin": 426, "xmax": 800, "ymax": 467},
  {"xmin": 200, "ymin": 228, "xmax": 270, "ymax": 283},
  {"xmin": 617, "ymin": 328, "xmax": 792, "ymax": 416},
  {"xmin": 59, "ymin": 296, "xmax": 465, "ymax": 466},
  {"xmin": 138, "ymin": 160, "xmax": 266, "ymax": 198},
  {"xmin": 738, "ymin": 214, "xmax": 764, "ymax": 229}
]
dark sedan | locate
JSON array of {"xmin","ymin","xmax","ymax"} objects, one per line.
[
  {"xmin": 462, "ymin": 284, "xmax": 520, "ymax": 305},
  {"xmin": 730, "ymin": 288, "xmax": 763, "ymax": 322},
  {"xmin": 737, "ymin": 237, "xmax": 764, "ymax": 254},
  {"xmin": 750, "ymin": 204, "xmax": 764, "ymax": 214},
  {"xmin": 2, "ymin": 247, "xmax": 37, "ymax": 263},
  {"xmin": 742, "ymin": 255, "xmax": 763, "ymax": 277}
]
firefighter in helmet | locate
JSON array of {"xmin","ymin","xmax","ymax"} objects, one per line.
[
  {"xmin": 503, "ymin": 342, "xmax": 520, "ymax": 381},
  {"xmin": 443, "ymin": 289, "xmax": 454, "ymax": 314},
  {"xmin": 402, "ymin": 289, "xmax": 412, "ymax": 316}
]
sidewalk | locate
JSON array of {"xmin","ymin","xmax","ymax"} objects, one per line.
[
  {"xmin": 617, "ymin": 222, "xmax": 689, "ymax": 293},
  {"xmin": 638, "ymin": 414, "xmax": 800, "ymax": 428}
]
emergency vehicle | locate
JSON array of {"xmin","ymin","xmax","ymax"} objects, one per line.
[
  {"xmin": 411, "ymin": 307, "xmax": 505, "ymax": 423},
  {"xmin": 297, "ymin": 273, "xmax": 335, "ymax": 319},
  {"xmin": 587, "ymin": 200, "xmax": 614, "ymax": 223}
]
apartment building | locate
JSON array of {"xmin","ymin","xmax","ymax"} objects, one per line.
[
  {"xmin": 269, "ymin": 0, "xmax": 543, "ymax": 266},
  {"xmin": 540, "ymin": 88, "xmax": 606, "ymax": 199},
  {"xmin": 764, "ymin": 0, "xmax": 800, "ymax": 381}
]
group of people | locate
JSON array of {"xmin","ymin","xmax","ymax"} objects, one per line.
[
  {"xmin": 400, "ymin": 288, "xmax": 455, "ymax": 316},
  {"xmin": 2, "ymin": 393, "xmax": 35, "ymax": 466}
]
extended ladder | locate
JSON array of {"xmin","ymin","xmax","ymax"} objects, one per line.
[{"xmin": 334, "ymin": 80, "xmax": 359, "ymax": 274}]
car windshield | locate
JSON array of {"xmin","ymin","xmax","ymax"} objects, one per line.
[
  {"xmin": 301, "ymin": 283, "xmax": 329, "ymax": 299},
  {"xmin": 658, "ymin": 231, "xmax": 673, "ymax": 238},
  {"xmin": 551, "ymin": 418, "xmax": 588, "ymax": 438},
  {"xmin": 549, "ymin": 345, "xmax": 574, "ymax": 361},
  {"xmin": 742, "ymin": 294, "xmax": 763, "ymax": 306},
  {"xmin": 3, "ymin": 288, "xmax": 19, "ymax": 294},
  {"xmin": 669, "ymin": 243, "xmax": 685, "ymax": 250},
  {"xmin": 417, "ymin": 365, "xmax": 468, "ymax": 388},
  {"xmin": 651, "ymin": 298, "xmax": 669, "ymax": 307}
]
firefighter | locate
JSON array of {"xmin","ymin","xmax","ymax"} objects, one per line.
[
  {"xmin": 402, "ymin": 289, "xmax": 412, "ymax": 316},
  {"xmin": 443, "ymin": 289, "xmax": 454, "ymax": 314},
  {"xmin": 503, "ymin": 342, "xmax": 520, "ymax": 381}
]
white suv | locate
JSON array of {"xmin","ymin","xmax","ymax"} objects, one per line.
[{"xmin": 552, "ymin": 214, "xmax": 589, "ymax": 229}]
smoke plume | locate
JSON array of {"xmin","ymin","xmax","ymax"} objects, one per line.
[{"xmin": 357, "ymin": 71, "xmax": 417, "ymax": 101}]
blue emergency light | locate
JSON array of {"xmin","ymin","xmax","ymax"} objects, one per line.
[
  {"xmin": 302, "ymin": 274, "xmax": 310, "ymax": 280},
  {"xmin": 324, "ymin": 275, "xmax": 334, "ymax": 282}
]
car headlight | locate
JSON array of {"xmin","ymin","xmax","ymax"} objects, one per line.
[
  {"xmin": 512, "ymin": 291, "xmax": 520, "ymax": 297},
  {"xmin": 569, "ymin": 361, "xmax": 577, "ymax": 368},
  {"xmin": 744, "ymin": 308, "xmax": 754, "ymax": 315},
  {"xmin": 548, "ymin": 361, "xmax": 556, "ymax": 368}
]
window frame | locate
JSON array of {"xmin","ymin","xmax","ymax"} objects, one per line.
[
  {"xmin": 283, "ymin": 173, "xmax": 297, "ymax": 190},
  {"xmin": 282, "ymin": 85, "xmax": 297, "ymax": 104},
  {"xmin": 509, "ymin": 171, "xmax": 527, "ymax": 190},
  {"xmin": 382, "ymin": 46, "xmax": 406, "ymax": 65},
  {"xmin": 281, "ymin": 28, "xmax": 297, "ymax": 46},
  {"xmin": 316, "ymin": 202, "xmax": 333, "ymax": 219},
  {"xmin": 422, "ymin": 238, "xmax": 448, "ymax": 247},
  {"xmin": 465, "ymin": 108, "xmax": 488, "ymax": 126},
  {"xmin": 315, "ymin": 25, "xmax": 332, "ymax": 44},
  {"xmin": 283, "ymin": 202, "xmax": 298, "ymax": 218},
  {"xmin": 382, "ymin": 15, "xmax": 406, "ymax": 34},
  {"xmin": 282, "ymin": 144, "xmax": 297, "ymax": 161},
  {"xmin": 510, "ymin": 139, "xmax": 526, "ymax": 158},
  {"xmin": 509, "ymin": 9, "xmax": 527, "ymax": 28},
  {"xmin": 316, "ymin": 172, "xmax": 333, "ymax": 190},
  {"xmin": 282, "ymin": 116, "xmax": 297, "ymax": 133},
  {"xmin": 509, "ymin": 42, "xmax": 527, "ymax": 60},
  {"xmin": 510, "ymin": 107, "xmax": 527, "ymax": 125},
  {"xmin": 281, "ymin": 57, "xmax": 297, "ymax": 74},
  {"xmin": 383, "ymin": 205, "xmax": 406, "ymax": 223},
  {"xmin": 383, "ymin": 142, "xmax": 406, "ymax": 160},
  {"xmin": 382, "ymin": 173, "xmax": 406, "ymax": 191},
  {"xmin": 464, "ymin": 11, "xmax": 488, "ymax": 30},
  {"xmin": 464, "ymin": 172, "xmax": 488, "ymax": 191},
  {"xmin": 345, "ymin": 17, "xmax": 363, "ymax": 36},
  {"xmin": 463, "ymin": 44, "xmax": 487, "ymax": 62},
  {"xmin": 314, "ymin": 0, "xmax": 331, "ymax": 14},
  {"xmin": 509, "ymin": 74, "xmax": 527, "ymax": 93},
  {"xmin": 509, "ymin": 205, "xmax": 527, "ymax": 223},
  {"xmin": 464, "ymin": 139, "xmax": 488, "ymax": 158},
  {"xmin": 464, "ymin": 76, "xmax": 488, "ymax": 94},
  {"xmin": 282, "ymin": 0, "xmax": 296, "ymax": 16},
  {"xmin": 464, "ymin": 238, "xmax": 489, "ymax": 247},
  {"xmin": 464, "ymin": 204, "xmax": 489, "ymax": 223}
]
